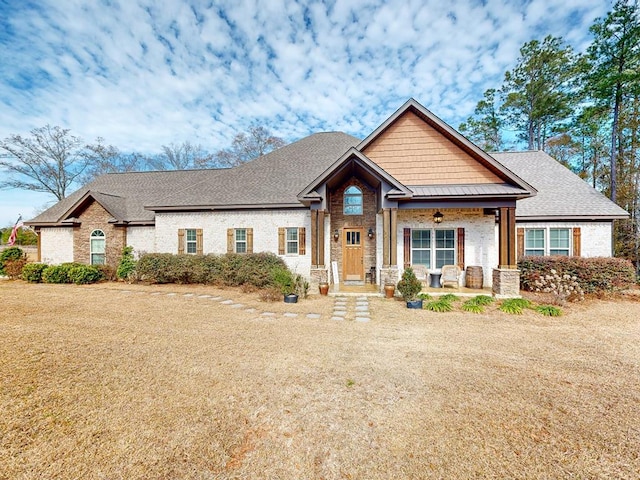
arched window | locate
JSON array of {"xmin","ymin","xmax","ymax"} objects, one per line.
[
  {"xmin": 343, "ymin": 185, "xmax": 363, "ymax": 215},
  {"xmin": 90, "ymin": 229, "xmax": 106, "ymax": 265}
]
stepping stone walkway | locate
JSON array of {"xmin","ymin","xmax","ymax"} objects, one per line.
[
  {"xmin": 331, "ymin": 296, "xmax": 371, "ymax": 321},
  {"xmin": 118, "ymin": 288, "xmax": 327, "ymax": 321}
]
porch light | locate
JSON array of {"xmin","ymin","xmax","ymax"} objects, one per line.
[
  {"xmin": 334, "ymin": 229, "xmax": 339, "ymax": 241},
  {"xmin": 368, "ymin": 228, "xmax": 374, "ymax": 239},
  {"xmin": 433, "ymin": 211, "xmax": 444, "ymax": 224}
]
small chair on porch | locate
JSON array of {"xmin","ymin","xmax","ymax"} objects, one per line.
[
  {"xmin": 411, "ymin": 265, "xmax": 429, "ymax": 288},
  {"xmin": 440, "ymin": 265, "xmax": 462, "ymax": 288}
]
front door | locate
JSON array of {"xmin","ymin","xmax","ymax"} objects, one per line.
[{"xmin": 342, "ymin": 227, "xmax": 364, "ymax": 281}]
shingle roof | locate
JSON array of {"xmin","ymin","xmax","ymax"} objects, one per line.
[
  {"xmin": 492, "ymin": 151, "xmax": 629, "ymax": 219},
  {"xmin": 27, "ymin": 169, "xmax": 227, "ymax": 224},
  {"xmin": 149, "ymin": 132, "xmax": 359, "ymax": 210}
]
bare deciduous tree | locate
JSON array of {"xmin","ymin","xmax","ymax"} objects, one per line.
[
  {"xmin": 214, "ymin": 124, "xmax": 286, "ymax": 167},
  {"xmin": 147, "ymin": 141, "xmax": 214, "ymax": 170},
  {"xmin": 0, "ymin": 125, "xmax": 90, "ymax": 200}
]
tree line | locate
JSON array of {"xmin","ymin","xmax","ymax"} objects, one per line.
[
  {"xmin": 459, "ymin": 0, "xmax": 640, "ymax": 262},
  {"xmin": 0, "ymin": 124, "xmax": 285, "ymax": 201}
]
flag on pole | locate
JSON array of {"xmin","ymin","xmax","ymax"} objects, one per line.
[{"xmin": 7, "ymin": 215, "xmax": 23, "ymax": 246}]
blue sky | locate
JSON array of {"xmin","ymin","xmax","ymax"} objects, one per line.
[{"xmin": 0, "ymin": 0, "xmax": 610, "ymax": 227}]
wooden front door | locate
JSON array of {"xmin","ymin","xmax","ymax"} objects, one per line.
[{"xmin": 342, "ymin": 227, "xmax": 364, "ymax": 281}]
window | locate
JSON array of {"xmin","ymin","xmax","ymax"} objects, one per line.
[
  {"xmin": 411, "ymin": 229, "xmax": 455, "ymax": 269},
  {"xmin": 278, "ymin": 227, "xmax": 305, "ymax": 255},
  {"xmin": 550, "ymin": 228, "xmax": 570, "ymax": 255},
  {"xmin": 90, "ymin": 229, "xmax": 106, "ymax": 265},
  {"xmin": 186, "ymin": 229, "xmax": 197, "ymax": 254},
  {"xmin": 524, "ymin": 228, "xmax": 571, "ymax": 256},
  {"xmin": 525, "ymin": 229, "xmax": 545, "ymax": 256},
  {"xmin": 343, "ymin": 185, "xmax": 363, "ymax": 215},
  {"xmin": 286, "ymin": 228, "xmax": 298, "ymax": 254},
  {"xmin": 235, "ymin": 229, "xmax": 247, "ymax": 253},
  {"xmin": 411, "ymin": 230, "xmax": 431, "ymax": 268},
  {"xmin": 435, "ymin": 230, "xmax": 455, "ymax": 268}
]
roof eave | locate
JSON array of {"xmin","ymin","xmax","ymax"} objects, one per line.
[
  {"xmin": 148, "ymin": 203, "xmax": 306, "ymax": 212},
  {"xmin": 516, "ymin": 214, "xmax": 629, "ymax": 221}
]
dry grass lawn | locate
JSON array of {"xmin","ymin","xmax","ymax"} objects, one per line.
[{"xmin": 1, "ymin": 280, "xmax": 639, "ymax": 479}]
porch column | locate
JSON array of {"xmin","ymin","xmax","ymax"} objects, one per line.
[
  {"xmin": 389, "ymin": 207, "xmax": 398, "ymax": 266},
  {"xmin": 382, "ymin": 208, "xmax": 398, "ymax": 266},
  {"xmin": 498, "ymin": 206, "xmax": 517, "ymax": 268},
  {"xmin": 494, "ymin": 206, "xmax": 520, "ymax": 297},
  {"xmin": 310, "ymin": 209, "xmax": 327, "ymax": 267}
]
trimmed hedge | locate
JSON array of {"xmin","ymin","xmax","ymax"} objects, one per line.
[
  {"xmin": 519, "ymin": 256, "xmax": 636, "ymax": 294},
  {"xmin": 135, "ymin": 252, "xmax": 289, "ymax": 289},
  {"xmin": 22, "ymin": 263, "xmax": 48, "ymax": 283}
]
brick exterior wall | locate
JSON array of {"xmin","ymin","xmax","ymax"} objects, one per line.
[
  {"xmin": 515, "ymin": 221, "xmax": 613, "ymax": 257},
  {"xmin": 396, "ymin": 208, "xmax": 498, "ymax": 287},
  {"xmin": 126, "ymin": 226, "xmax": 156, "ymax": 258},
  {"xmin": 73, "ymin": 201, "xmax": 126, "ymax": 266},
  {"xmin": 329, "ymin": 177, "xmax": 378, "ymax": 282},
  {"xmin": 40, "ymin": 227, "xmax": 74, "ymax": 264},
  {"xmin": 155, "ymin": 210, "xmax": 312, "ymax": 277}
]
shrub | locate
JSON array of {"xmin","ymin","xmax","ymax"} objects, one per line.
[
  {"xmin": 96, "ymin": 264, "xmax": 117, "ymax": 281},
  {"xmin": 471, "ymin": 295, "xmax": 495, "ymax": 306},
  {"xmin": 135, "ymin": 254, "xmax": 177, "ymax": 283},
  {"xmin": 135, "ymin": 252, "xmax": 290, "ymax": 290},
  {"xmin": 397, "ymin": 267, "xmax": 422, "ymax": 301},
  {"xmin": 117, "ymin": 246, "xmax": 137, "ymax": 281},
  {"xmin": 0, "ymin": 247, "xmax": 25, "ymax": 275},
  {"xmin": 461, "ymin": 300, "xmax": 485, "ymax": 314},
  {"xmin": 22, "ymin": 262, "xmax": 49, "ymax": 283},
  {"xmin": 529, "ymin": 268, "xmax": 584, "ymax": 304},
  {"xmin": 42, "ymin": 263, "xmax": 77, "ymax": 283},
  {"xmin": 499, "ymin": 298, "xmax": 532, "ymax": 315},
  {"xmin": 271, "ymin": 266, "xmax": 295, "ymax": 295},
  {"xmin": 440, "ymin": 293, "xmax": 460, "ymax": 303},
  {"xmin": 4, "ymin": 258, "xmax": 27, "ymax": 279},
  {"xmin": 519, "ymin": 256, "xmax": 636, "ymax": 295},
  {"xmin": 536, "ymin": 305, "xmax": 563, "ymax": 317},
  {"xmin": 424, "ymin": 298, "xmax": 453, "ymax": 312},
  {"xmin": 67, "ymin": 264, "xmax": 104, "ymax": 284}
]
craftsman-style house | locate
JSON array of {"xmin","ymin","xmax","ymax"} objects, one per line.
[{"xmin": 26, "ymin": 99, "xmax": 628, "ymax": 295}]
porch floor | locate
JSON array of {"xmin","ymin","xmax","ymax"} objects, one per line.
[{"xmin": 327, "ymin": 284, "xmax": 493, "ymax": 297}]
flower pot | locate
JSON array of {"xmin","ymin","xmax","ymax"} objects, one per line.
[
  {"xmin": 318, "ymin": 283, "xmax": 329, "ymax": 296},
  {"xmin": 284, "ymin": 293, "xmax": 299, "ymax": 304},
  {"xmin": 384, "ymin": 284, "xmax": 395, "ymax": 298},
  {"xmin": 406, "ymin": 299, "xmax": 423, "ymax": 309}
]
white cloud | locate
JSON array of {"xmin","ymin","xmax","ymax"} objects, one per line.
[{"xmin": 0, "ymin": 0, "xmax": 612, "ymax": 225}]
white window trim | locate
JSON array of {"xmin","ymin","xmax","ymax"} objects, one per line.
[
  {"xmin": 235, "ymin": 228, "xmax": 247, "ymax": 253},
  {"xmin": 411, "ymin": 228, "xmax": 456, "ymax": 270},
  {"xmin": 524, "ymin": 227, "xmax": 572, "ymax": 256},
  {"xmin": 90, "ymin": 229, "xmax": 106, "ymax": 265},
  {"xmin": 285, "ymin": 227, "xmax": 299, "ymax": 255},
  {"xmin": 185, "ymin": 228, "xmax": 197, "ymax": 254}
]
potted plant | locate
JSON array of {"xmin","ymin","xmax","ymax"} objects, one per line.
[
  {"xmin": 272, "ymin": 267, "xmax": 298, "ymax": 303},
  {"xmin": 384, "ymin": 282, "xmax": 395, "ymax": 298},
  {"xmin": 318, "ymin": 270, "xmax": 329, "ymax": 295},
  {"xmin": 397, "ymin": 267, "xmax": 423, "ymax": 308}
]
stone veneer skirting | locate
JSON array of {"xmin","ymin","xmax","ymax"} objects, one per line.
[{"xmin": 492, "ymin": 268, "xmax": 521, "ymax": 298}]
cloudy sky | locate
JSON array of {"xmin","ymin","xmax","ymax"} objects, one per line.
[{"xmin": 0, "ymin": 0, "xmax": 610, "ymax": 227}]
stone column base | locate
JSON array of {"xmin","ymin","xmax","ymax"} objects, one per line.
[
  {"xmin": 492, "ymin": 268, "xmax": 521, "ymax": 298},
  {"xmin": 379, "ymin": 267, "xmax": 399, "ymax": 293},
  {"xmin": 309, "ymin": 266, "xmax": 328, "ymax": 289}
]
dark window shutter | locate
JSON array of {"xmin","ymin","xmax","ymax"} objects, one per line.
[
  {"xmin": 298, "ymin": 227, "xmax": 306, "ymax": 255},
  {"xmin": 247, "ymin": 228, "xmax": 253, "ymax": 254},
  {"xmin": 573, "ymin": 227, "xmax": 581, "ymax": 256},
  {"xmin": 457, "ymin": 227, "xmax": 465, "ymax": 269},
  {"xmin": 178, "ymin": 229, "xmax": 185, "ymax": 254},
  {"xmin": 278, "ymin": 227, "xmax": 285, "ymax": 255},
  {"xmin": 403, "ymin": 228, "xmax": 411, "ymax": 268},
  {"xmin": 196, "ymin": 229, "xmax": 203, "ymax": 255},
  {"xmin": 517, "ymin": 228, "xmax": 525, "ymax": 259},
  {"xmin": 227, "ymin": 228, "xmax": 234, "ymax": 253}
]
